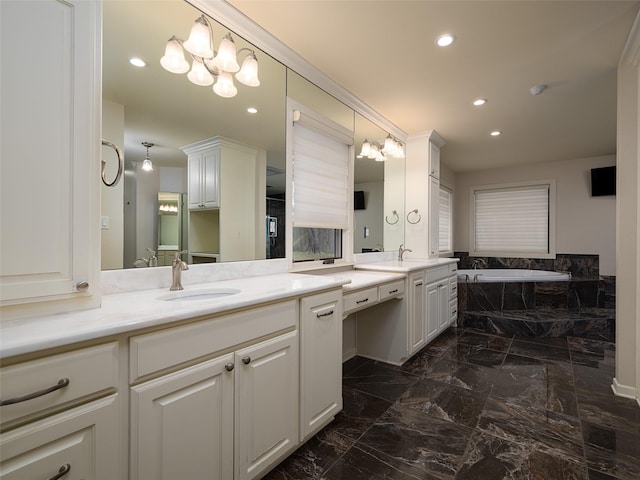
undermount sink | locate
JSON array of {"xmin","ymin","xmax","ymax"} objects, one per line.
[{"xmin": 157, "ymin": 288, "xmax": 241, "ymax": 302}]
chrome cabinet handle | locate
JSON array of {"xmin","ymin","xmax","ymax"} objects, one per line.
[
  {"xmin": 388, "ymin": 289, "xmax": 399, "ymax": 294},
  {"xmin": 76, "ymin": 281, "xmax": 89, "ymax": 292},
  {"xmin": 225, "ymin": 363, "xmax": 234, "ymax": 372},
  {"xmin": 1, "ymin": 378, "xmax": 70, "ymax": 406},
  {"xmin": 316, "ymin": 310, "xmax": 334, "ymax": 318},
  {"xmin": 242, "ymin": 356, "xmax": 251, "ymax": 365},
  {"xmin": 356, "ymin": 298, "xmax": 369, "ymax": 304},
  {"xmin": 101, "ymin": 139, "xmax": 124, "ymax": 187},
  {"xmin": 48, "ymin": 464, "xmax": 71, "ymax": 480}
]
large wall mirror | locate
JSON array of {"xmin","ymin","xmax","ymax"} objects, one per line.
[
  {"xmin": 353, "ymin": 114, "xmax": 405, "ymax": 254},
  {"xmin": 101, "ymin": 0, "xmax": 286, "ymax": 269}
]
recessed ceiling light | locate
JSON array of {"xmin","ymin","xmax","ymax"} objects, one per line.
[
  {"xmin": 490, "ymin": 131, "xmax": 501, "ymax": 137},
  {"xmin": 473, "ymin": 98, "xmax": 487, "ymax": 106},
  {"xmin": 436, "ymin": 33, "xmax": 456, "ymax": 47},
  {"xmin": 129, "ymin": 57, "xmax": 146, "ymax": 67},
  {"xmin": 247, "ymin": 107, "xmax": 258, "ymax": 114}
]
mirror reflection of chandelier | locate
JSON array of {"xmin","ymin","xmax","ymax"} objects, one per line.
[
  {"xmin": 359, "ymin": 135, "xmax": 404, "ymax": 162},
  {"xmin": 160, "ymin": 14, "xmax": 260, "ymax": 98},
  {"xmin": 141, "ymin": 142, "xmax": 154, "ymax": 172}
]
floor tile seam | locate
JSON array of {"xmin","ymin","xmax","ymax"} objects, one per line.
[
  {"xmin": 339, "ymin": 442, "xmax": 432, "ymax": 480},
  {"xmin": 504, "ymin": 350, "xmax": 572, "ymax": 366},
  {"xmin": 315, "ymin": 429, "xmax": 357, "ymax": 479}
]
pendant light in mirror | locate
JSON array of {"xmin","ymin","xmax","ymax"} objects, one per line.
[
  {"xmin": 141, "ymin": 142, "xmax": 154, "ymax": 172},
  {"xmin": 160, "ymin": 14, "xmax": 260, "ymax": 98}
]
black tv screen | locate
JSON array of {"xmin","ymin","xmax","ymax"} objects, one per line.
[
  {"xmin": 591, "ymin": 166, "xmax": 616, "ymax": 196},
  {"xmin": 354, "ymin": 190, "xmax": 365, "ymax": 210}
]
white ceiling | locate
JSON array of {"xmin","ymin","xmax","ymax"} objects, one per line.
[{"xmin": 227, "ymin": 0, "xmax": 640, "ymax": 172}]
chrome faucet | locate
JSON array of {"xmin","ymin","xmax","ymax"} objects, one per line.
[
  {"xmin": 170, "ymin": 250, "xmax": 189, "ymax": 291},
  {"xmin": 398, "ymin": 244, "xmax": 412, "ymax": 261},
  {"xmin": 472, "ymin": 258, "xmax": 488, "ymax": 269}
]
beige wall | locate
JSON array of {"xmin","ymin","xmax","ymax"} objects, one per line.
[
  {"xmin": 101, "ymin": 99, "xmax": 125, "ymax": 270},
  {"xmin": 453, "ymin": 155, "xmax": 617, "ymax": 275},
  {"xmin": 354, "ymin": 181, "xmax": 384, "ymax": 253},
  {"xmin": 614, "ymin": 13, "xmax": 639, "ymax": 403}
]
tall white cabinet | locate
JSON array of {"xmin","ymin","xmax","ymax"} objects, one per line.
[
  {"xmin": 404, "ymin": 130, "xmax": 446, "ymax": 259},
  {"xmin": 0, "ymin": 0, "xmax": 101, "ymax": 319}
]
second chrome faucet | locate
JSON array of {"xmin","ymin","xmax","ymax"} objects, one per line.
[{"xmin": 398, "ymin": 244, "xmax": 412, "ymax": 261}]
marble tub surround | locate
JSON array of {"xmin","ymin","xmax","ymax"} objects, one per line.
[
  {"xmin": 454, "ymin": 252, "xmax": 601, "ymax": 278},
  {"xmin": 263, "ymin": 328, "xmax": 639, "ymax": 480}
]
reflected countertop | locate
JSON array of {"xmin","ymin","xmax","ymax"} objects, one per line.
[{"xmin": 356, "ymin": 257, "xmax": 459, "ymax": 273}]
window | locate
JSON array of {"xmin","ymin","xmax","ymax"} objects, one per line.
[
  {"xmin": 439, "ymin": 185, "xmax": 453, "ymax": 254},
  {"xmin": 289, "ymin": 103, "xmax": 353, "ymax": 265},
  {"xmin": 470, "ymin": 180, "xmax": 556, "ymax": 258}
]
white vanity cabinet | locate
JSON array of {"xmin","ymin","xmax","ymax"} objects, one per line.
[
  {"xmin": 0, "ymin": 0, "xmax": 101, "ymax": 318},
  {"xmin": 408, "ymin": 272, "xmax": 426, "ymax": 354},
  {"xmin": 129, "ymin": 300, "xmax": 300, "ymax": 480},
  {"xmin": 0, "ymin": 343, "xmax": 121, "ymax": 479},
  {"xmin": 300, "ymin": 291, "xmax": 342, "ymax": 441},
  {"xmin": 187, "ymin": 149, "xmax": 220, "ymax": 210},
  {"xmin": 426, "ymin": 266, "xmax": 451, "ymax": 341},
  {"xmin": 449, "ymin": 264, "xmax": 459, "ymax": 326}
]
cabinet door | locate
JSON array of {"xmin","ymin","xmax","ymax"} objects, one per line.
[
  {"xmin": 429, "ymin": 141, "xmax": 440, "ymax": 179},
  {"xmin": 0, "ymin": 0, "xmax": 100, "ymax": 313},
  {"xmin": 408, "ymin": 273, "xmax": 426, "ymax": 354},
  {"xmin": 438, "ymin": 283, "xmax": 450, "ymax": 332},
  {"xmin": 235, "ymin": 331, "xmax": 298, "ymax": 480},
  {"xmin": 188, "ymin": 155, "xmax": 204, "ymax": 209},
  {"xmin": 429, "ymin": 176, "xmax": 440, "ymax": 257},
  {"xmin": 426, "ymin": 281, "xmax": 440, "ymax": 341},
  {"xmin": 300, "ymin": 291, "xmax": 342, "ymax": 440},
  {"xmin": 0, "ymin": 394, "xmax": 119, "ymax": 480},
  {"xmin": 202, "ymin": 150, "xmax": 220, "ymax": 208},
  {"xmin": 130, "ymin": 355, "xmax": 234, "ymax": 480}
]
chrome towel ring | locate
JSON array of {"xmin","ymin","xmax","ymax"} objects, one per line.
[
  {"xmin": 407, "ymin": 209, "xmax": 421, "ymax": 224},
  {"xmin": 385, "ymin": 210, "xmax": 399, "ymax": 225},
  {"xmin": 101, "ymin": 139, "xmax": 124, "ymax": 187}
]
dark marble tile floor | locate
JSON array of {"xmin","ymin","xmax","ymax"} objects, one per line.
[{"xmin": 263, "ymin": 327, "xmax": 639, "ymax": 480}]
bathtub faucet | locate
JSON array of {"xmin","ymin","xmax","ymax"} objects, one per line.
[
  {"xmin": 398, "ymin": 244, "xmax": 412, "ymax": 261},
  {"xmin": 472, "ymin": 258, "xmax": 487, "ymax": 269}
]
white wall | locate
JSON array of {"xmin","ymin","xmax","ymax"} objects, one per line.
[
  {"xmin": 101, "ymin": 99, "xmax": 124, "ymax": 270},
  {"xmin": 453, "ymin": 155, "xmax": 617, "ymax": 275}
]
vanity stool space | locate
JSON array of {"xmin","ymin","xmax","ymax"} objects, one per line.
[
  {"xmin": 0, "ymin": 275, "xmax": 345, "ymax": 480},
  {"xmin": 352, "ymin": 259, "xmax": 458, "ymax": 366}
]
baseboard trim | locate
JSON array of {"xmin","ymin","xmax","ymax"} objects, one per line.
[{"xmin": 611, "ymin": 377, "xmax": 638, "ymax": 402}]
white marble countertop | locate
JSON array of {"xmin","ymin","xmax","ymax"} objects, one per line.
[
  {"xmin": 0, "ymin": 273, "xmax": 348, "ymax": 359},
  {"xmin": 320, "ymin": 270, "xmax": 406, "ymax": 291},
  {"xmin": 356, "ymin": 257, "xmax": 459, "ymax": 273}
]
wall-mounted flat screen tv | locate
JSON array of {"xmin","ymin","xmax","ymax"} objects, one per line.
[
  {"xmin": 591, "ymin": 166, "xmax": 616, "ymax": 196},
  {"xmin": 354, "ymin": 190, "xmax": 365, "ymax": 210}
]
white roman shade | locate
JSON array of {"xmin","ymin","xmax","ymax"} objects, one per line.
[
  {"xmin": 292, "ymin": 110, "xmax": 351, "ymax": 229},
  {"xmin": 439, "ymin": 186, "xmax": 452, "ymax": 252},
  {"xmin": 473, "ymin": 184, "xmax": 550, "ymax": 254}
]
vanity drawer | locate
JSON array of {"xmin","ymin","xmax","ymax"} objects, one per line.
[
  {"xmin": 378, "ymin": 280, "xmax": 405, "ymax": 302},
  {"xmin": 130, "ymin": 300, "xmax": 296, "ymax": 382},
  {"xmin": 426, "ymin": 265, "xmax": 449, "ymax": 283},
  {"xmin": 450, "ymin": 299, "xmax": 458, "ymax": 324},
  {"xmin": 448, "ymin": 263, "xmax": 458, "ymax": 275},
  {"xmin": 449, "ymin": 277, "xmax": 458, "ymax": 299},
  {"xmin": 343, "ymin": 287, "xmax": 378, "ymax": 314},
  {"xmin": 0, "ymin": 342, "xmax": 118, "ymax": 427}
]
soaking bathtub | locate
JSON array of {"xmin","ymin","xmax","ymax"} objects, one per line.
[{"xmin": 457, "ymin": 269, "xmax": 571, "ymax": 283}]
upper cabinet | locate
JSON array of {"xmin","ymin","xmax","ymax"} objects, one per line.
[
  {"xmin": 0, "ymin": 0, "xmax": 101, "ymax": 319},
  {"xmin": 405, "ymin": 131, "xmax": 446, "ymax": 259},
  {"xmin": 187, "ymin": 148, "xmax": 221, "ymax": 210}
]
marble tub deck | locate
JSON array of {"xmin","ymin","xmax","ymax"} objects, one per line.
[
  {"xmin": 264, "ymin": 328, "xmax": 639, "ymax": 480},
  {"xmin": 461, "ymin": 307, "xmax": 616, "ymax": 341}
]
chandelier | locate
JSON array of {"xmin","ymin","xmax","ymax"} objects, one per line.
[
  {"xmin": 359, "ymin": 135, "xmax": 404, "ymax": 162},
  {"xmin": 160, "ymin": 14, "xmax": 260, "ymax": 98}
]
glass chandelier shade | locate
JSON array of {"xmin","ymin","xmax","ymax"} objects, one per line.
[
  {"xmin": 160, "ymin": 37, "xmax": 190, "ymax": 74},
  {"xmin": 182, "ymin": 16, "xmax": 213, "ymax": 58},
  {"xmin": 359, "ymin": 136, "xmax": 404, "ymax": 162},
  {"xmin": 160, "ymin": 15, "xmax": 260, "ymax": 98},
  {"xmin": 213, "ymin": 71, "xmax": 238, "ymax": 98},
  {"xmin": 141, "ymin": 142, "xmax": 154, "ymax": 172}
]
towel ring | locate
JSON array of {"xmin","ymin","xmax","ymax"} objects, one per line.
[
  {"xmin": 101, "ymin": 139, "xmax": 124, "ymax": 187},
  {"xmin": 385, "ymin": 210, "xmax": 399, "ymax": 225},
  {"xmin": 407, "ymin": 209, "xmax": 421, "ymax": 224}
]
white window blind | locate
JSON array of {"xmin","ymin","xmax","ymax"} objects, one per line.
[
  {"xmin": 292, "ymin": 120, "xmax": 350, "ymax": 229},
  {"xmin": 439, "ymin": 186, "xmax": 452, "ymax": 252},
  {"xmin": 473, "ymin": 184, "xmax": 549, "ymax": 254}
]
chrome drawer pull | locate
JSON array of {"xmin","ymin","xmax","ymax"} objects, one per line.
[
  {"xmin": 356, "ymin": 298, "xmax": 369, "ymax": 304},
  {"xmin": 388, "ymin": 289, "xmax": 399, "ymax": 294},
  {"xmin": 48, "ymin": 464, "xmax": 71, "ymax": 480},
  {"xmin": 225, "ymin": 363, "xmax": 235, "ymax": 372},
  {"xmin": 242, "ymin": 356, "xmax": 251, "ymax": 365},
  {"xmin": 0, "ymin": 378, "xmax": 70, "ymax": 406},
  {"xmin": 316, "ymin": 310, "xmax": 334, "ymax": 318}
]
